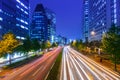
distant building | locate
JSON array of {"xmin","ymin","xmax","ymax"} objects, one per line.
[
  {"xmin": 55, "ymin": 35, "xmax": 67, "ymax": 45},
  {"xmin": 30, "ymin": 4, "xmax": 48, "ymax": 42},
  {"xmin": 30, "ymin": 4, "xmax": 56, "ymax": 43},
  {"xmin": 45, "ymin": 8, "xmax": 56, "ymax": 43},
  {"xmin": 82, "ymin": 0, "xmax": 120, "ymax": 41},
  {"xmin": 0, "ymin": 0, "xmax": 29, "ymax": 39}
]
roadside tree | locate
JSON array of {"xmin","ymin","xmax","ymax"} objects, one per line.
[
  {"xmin": 102, "ymin": 25, "xmax": 120, "ymax": 71},
  {"xmin": 31, "ymin": 39, "xmax": 40, "ymax": 55},
  {"xmin": 0, "ymin": 32, "xmax": 20, "ymax": 64}
]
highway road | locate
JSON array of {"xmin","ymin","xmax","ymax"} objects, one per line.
[
  {"xmin": 2, "ymin": 47, "xmax": 62, "ymax": 80},
  {"xmin": 60, "ymin": 46, "xmax": 120, "ymax": 80}
]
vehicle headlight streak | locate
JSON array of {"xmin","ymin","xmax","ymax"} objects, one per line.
[{"xmin": 60, "ymin": 46, "xmax": 120, "ymax": 80}]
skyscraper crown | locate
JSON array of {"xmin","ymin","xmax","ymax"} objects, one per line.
[{"xmin": 35, "ymin": 4, "xmax": 45, "ymax": 12}]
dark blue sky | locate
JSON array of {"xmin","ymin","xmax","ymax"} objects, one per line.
[{"xmin": 30, "ymin": 0, "xmax": 83, "ymax": 40}]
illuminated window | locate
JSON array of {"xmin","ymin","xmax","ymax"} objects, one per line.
[
  {"xmin": 16, "ymin": 24, "xmax": 20, "ymax": 26},
  {"xmin": 102, "ymin": 23, "xmax": 105, "ymax": 26},
  {"xmin": 114, "ymin": 3, "xmax": 116, "ymax": 8},
  {"xmin": 20, "ymin": 25, "xmax": 25, "ymax": 29},
  {"xmin": 114, "ymin": 9, "xmax": 116, "ymax": 13},
  {"xmin": 114, "ymin": 19, "xmax": 117, "ymax": 23},
  {"xmin": 114, "ymin": 14, "xmax": 117, "ymax": 18},
  {"xmin": 0, "ymin": 9, "xmax": 2, "ymax": 12},
  {"xmin": 16, "ymin": 36, "xmax": 20, "ymax": 39},
  {"xmin": 0, "ymin": 17, "xmax": 3, "ymax": 21},
  {"xmin": 0, "ymin": 25, "xmax": 2, "ymax": 29},
  {"xmin": 20, "ymin": 19, "xmax": 24, "ymax": 23},
  {"xmin": 25, "ymin": 21, "xmax": 28, "ymax": 25}
]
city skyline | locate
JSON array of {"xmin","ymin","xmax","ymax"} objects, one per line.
[{"xmin": 30, "ymin": 0, "xmax": 83, "ymax": 40}]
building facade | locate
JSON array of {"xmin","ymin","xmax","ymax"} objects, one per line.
[
  {"xmin": 82, "ymin": 0, "xmax": 89, "ymax": 42},
  {"xmin": 0, "ymin": 0, "xmax": 29, "ymax": 39},
  {"xmin": 45, "ymin": 8, "xmax": 56, "ymax": 43},
  {"xmin": 83, "ymin": 0, "xmax": 120, "ymax": 41},
  {"xmin": 110, "ymin": 0, "xmax": 120, "ymax": 26},
  {"xmin": 30, "ymin": 4, "xmax": 48, "ymax": 42},
  {"xmin": 89, "ymin": 0, "xmax": 109, "ymax": 41},
  {"xmin": 30, "ymin": 4, "xmax": 56, "ymax": 43},
  {"xmin": 55, "ymin": 35, "xmax": 67, "ymax": 45}
]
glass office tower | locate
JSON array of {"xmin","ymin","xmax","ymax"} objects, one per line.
[
  {"xmin": 0, "ymin": 0, "xmax": 29, "ymax": 39},
  {"xmin": 30, "ymin": 4, "xmax": 56, "ymax": 42},
  {"xmin": 45, "ymin": 8, "xmax": 56, "ymax": 43},
  {"xmin": 83, "ymin": 0, "xmax": 89, "ymax": 42},
  {"xmin": 30, "ymin": 4, "xmax": 48, "ymax": 42}
]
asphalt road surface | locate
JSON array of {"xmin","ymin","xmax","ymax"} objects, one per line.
[
  {"xmin": 2, "ymin": 47, "xmax": 62, "ymax": 80},
  {"xmin": 60, "ymin": 46, "xmax": 120, "ymax": 80}
]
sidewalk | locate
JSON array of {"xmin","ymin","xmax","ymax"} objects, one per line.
[{"xmin": 0, "ymin": 52, "xmax": 42, "ymax": 68}]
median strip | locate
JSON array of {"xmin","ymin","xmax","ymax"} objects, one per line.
[{"xmin": 46, "ymin": 51, "xmax": 62, "ymax": 80}]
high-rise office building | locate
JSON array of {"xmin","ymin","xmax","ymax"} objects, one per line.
[
  {"xmin": 0, "ymin": 0, "xmax": 29, "ymax": 39},
  {"xmin": 82, "ymin": 0, "xmax": 89, "ymax": 42},
  {"xmin": 89, "ymin": 0, "xmax": 109, "ymax": 41},
  {"xmin": 30, "ymin": 4, "xmax": 56, "ymax": 42},
  {"xmin": 30, "ymin": 4, "xmax": 48, "ymax": 42},
  {"xmin": 82, "ymin": 0, "xmax": 120, "ymax": 41},
  {"xmin": 45, "ymin": 8, "xmax": 56, "ymax": 43}
]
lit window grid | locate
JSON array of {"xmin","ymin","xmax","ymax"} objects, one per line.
[
  {"xmin": 16, "ymin": 5, "xmax": 28, "ymax": 15},
  {"xmin": 0, "ymin": 0, "xmax": 29, "ymax": 39},
  {"xmin": 0, "ymin": 17, "xmax": 3, "ymax": 21},
  {"xmin": 89, "ymin": 0, "xmax": 107, "ymax": 41},
  {"xmin": 16, "ymin": 0, "xmax": 28, "ymax": 10},
  {"xmin": 16, "ymin": 17, "xmax": 28, "ymax": 25}
]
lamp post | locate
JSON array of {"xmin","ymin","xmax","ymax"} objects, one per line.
[
  {"xmin": 91, "ymin": 31, "xmax": 95, "ymax": 37},
  {"xmin": 91, "ymin": 31, "xmax": 96, "ymax": 52}
]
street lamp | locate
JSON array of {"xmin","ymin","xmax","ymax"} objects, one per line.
[
  {"xmin": 91, "ymin": 30, "xmax": 95, "ymax": 41},
  {"xmin": 91, "ymin": 30, "xmax": 96, "ymax": 53},
  {"xmin": 91, "ymin": 31, "xmax": 95, "ymax": 36}
]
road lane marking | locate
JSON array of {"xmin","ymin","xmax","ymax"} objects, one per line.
[{"xmin": 32, "ymin": 65, "xmax": 44, "ymax": 76}]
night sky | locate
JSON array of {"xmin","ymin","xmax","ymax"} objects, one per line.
[{"xmin": 30, "ymin": 0, "xmax": 83, "ymax": 40}]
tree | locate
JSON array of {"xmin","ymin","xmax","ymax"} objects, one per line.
[
  {"xmin": 0, "ymin": 32, "xmax": 20, "ymax": 64},
  {"xmin": 31, "ymin": 39, "xmax": 40, "ymax": 54},
  {"xmin": 71, "ymin": 40, "xmax": 77, "ymax": 48},
  {"xmin": 52, "ymin": 42, "xmax": 58, "ymax": 47},
  {"xmin": 20, "ymin": 36, "xmax": 32, "ymax": 57},
  {"xmin": 41, "ymin": 42, "xmax": 45, "ymax": 50},
  {"xmin": 0, "ymin": 40, "xmax": 6, "ymax": 56},
  {"xmin": 45, "ymin": 40, "xmax": 51, "ymax": 49},
  {"xmin": 101, "ymin": 25, "xmax": 120, "ymax": 71},
  {"xmin": 77, "ymin": 40, "xmax": 85, "ymax": 51}
]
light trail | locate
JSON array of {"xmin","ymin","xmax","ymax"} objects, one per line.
[
  {"xmin": 2, "ymin": 47, "xmax": 62, "ymax": 80},
  {"xmin": 60, "ymin": 46, "xmax": 120, "ymax": 80}
]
